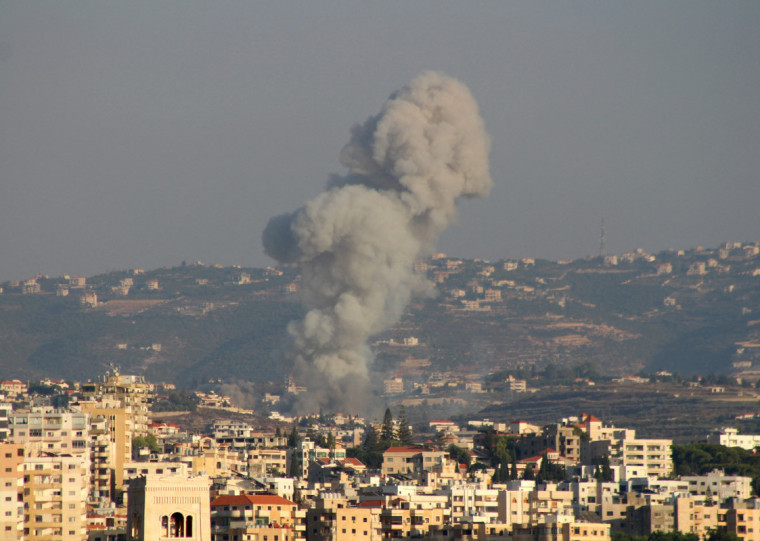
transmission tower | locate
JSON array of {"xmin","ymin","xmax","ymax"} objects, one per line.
[{"xmin": 599, "ymin": 214, "xmax": 606, "ymax": 258}]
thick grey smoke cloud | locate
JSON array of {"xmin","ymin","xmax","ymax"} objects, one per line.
[{"xmin": 263, "ymin": 71, "xmax": 492, "ymax": 413}]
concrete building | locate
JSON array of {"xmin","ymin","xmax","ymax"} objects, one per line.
[
  {"xmin": 24, "ymin": 454, "xmax": 89, "ymax": 541},
  {"xmin": 682, "ymin": 469, "xmax": 752, "ymax": 502},
  {"xmin": 76, "ymin": 398, "xmax": 135, "ymax": 497},
  {"xmin": 707, "ymin": 427, "xmax": 760, "ymax": 451},
  {"xmin": 126, "ymin": 475, "xmax": 211, "ymax": 541},
  {"xmin": 381, "ymin": 447, "xmax": 448, "ymax": 477},
  {"xmin": 10, "ymin": 408, "xmax": 90, "ymax": 464},
  {"xmin": 724, "ymin": 499, "xmax": 760, "ymax": 541},
  {"xmin": 0, "ymin": 443, "xmax": 24, "ymax": 540},
  {"xmin": 211, "ymin": 493, "xmax": 303, "ymax": 540},
  {"xmin": 306, "ymin": 494, "xmax": 379, "ymax": 541}
]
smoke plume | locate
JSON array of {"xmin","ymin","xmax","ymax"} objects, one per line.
[{"xmin": 262, "ymin": 71, "xmax": 492, "ymax": 414}]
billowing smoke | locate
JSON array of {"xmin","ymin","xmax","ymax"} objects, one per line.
[{"xmin": 262, "ymin": 71, "xmax": 492, "ymax": 414}]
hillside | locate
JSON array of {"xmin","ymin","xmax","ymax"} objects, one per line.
[{"xmin": 1, "ymin": 242, "xmax": 759, "ymax": 387}]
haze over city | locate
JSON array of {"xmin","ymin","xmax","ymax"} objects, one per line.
[{"xmin": 1, "ymin": 2, "xmax": 758, "ymax": 282}]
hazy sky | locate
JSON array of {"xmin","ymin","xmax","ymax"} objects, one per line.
[{"xmin": 1, "ymin": 2, "xmax": 758, "ymax": 281}]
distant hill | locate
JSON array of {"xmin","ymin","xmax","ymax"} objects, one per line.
[{"xmin": 2, "ymin": 242, "xmax": 760, "ymax": 386}]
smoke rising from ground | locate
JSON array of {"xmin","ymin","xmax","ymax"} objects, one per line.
[{"xmin": 262, "ymin": 71, "xmax": 492, "ymax": 414}]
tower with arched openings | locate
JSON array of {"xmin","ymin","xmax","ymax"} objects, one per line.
[{"xmin": 126, "ymin": 474, "xmax": 211, "ymax": 540}]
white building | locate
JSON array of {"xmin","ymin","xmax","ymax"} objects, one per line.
[{"xmin": 707, "ymin": 427, "xmax": 760, "ymax": 451}]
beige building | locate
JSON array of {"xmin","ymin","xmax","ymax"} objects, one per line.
[
  {"xmin": 381, "ymin": 446, "xmax": 448, "ymax": 477},
  {"xmin": 9, "ymin": 408, "xmax": 90, "ymax": 461},
  {"xmin": 184, "ymin": 438, "xmax": 249, "ymax": 478},
  {"xmin": 0, "ymin": 443, "xmax": 24, "ymax": 540},
  {"xmin": 674, "ymin": 496, "xmax": 721, "ymax": 538},
  {"xmin": 724, "ymin": 500, "xmax": 760, "ymax": 541},
  {"xmin": 88, "ymin": 414, "xmax": 115, "ymax": 504},
  {"xmin": 211, "ymin": 493, "xmax": 303, "ymax": 540},
  {"xmin": 81, "ymin": 372, "xmax": 152, "ymax": 438},
  {"xmin": 511, "ymin": 520, "xmax": 611, "ymax": 541},
  {"xmin": 306, "ymin": 495, "xmax": 380, "ymax": 541},
  {"xmin": 126, "ymin": 474, "xmax": 211, "ymax": 541},
  {"xmin": 248, "ymin": 448, "xmax": 289, "ymax": 477},
  {"xmin": 24, "ymin": 454, "xmax": 89, "ymax": 541},
  {"xmin": 76, "ymin": 398, "xmax": 135, "ymax": 496}
]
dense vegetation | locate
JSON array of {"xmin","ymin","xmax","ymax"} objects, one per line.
[
  {"xmin": 151, "ymin": 390, "xmax": 200, "ymax": 412},
  {"xmin": 672, "ymin": 443, "xmax": 760, "ymax": 494}
]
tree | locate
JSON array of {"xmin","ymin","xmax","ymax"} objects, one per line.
[
  {"xmin": 287, "ymin": 425, "xmax": 301, "ymax": 448},
  {"xmin": 522, "ymin": 464, "xmax": 535, "ymax": 480},
  {"xmin": 600, "ymin": 455, "xmax": 614, "ymax": 482},
  {"xmin": 397, "ymin": 406, "xmax": 413, "ymax": 445},
  {"xmin": 289, "ymin": 454, "xmax": 302, "ymax": 478},
  {"xmin": 447, "ymin": 444, "xmax": 471, "ymax": 468},
  {"xmin": 132, "ymin": 434, "xmax": 160, "ymax": 454},
  {"xmin": 363, "ymin": 424, "xmax": 379, "ymax": 450},
  {"xmin": 704, "ymin": 531, "xmax": 740, "ymax": 541},
  {"xmin": 381, "ymin": 408, "xmax": 396, "ymax": 442},
  {"xmin": 327, "ymin": 431, "xmax": 336, "ymax": 451}
]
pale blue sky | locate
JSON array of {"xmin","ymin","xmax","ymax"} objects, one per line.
[{"xmin": 1, "ymin": 2, "xmax": 758, "ymax": 281}]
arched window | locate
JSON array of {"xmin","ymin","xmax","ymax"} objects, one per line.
[
  {"xmin": 185, "ymin": 515, "xmax": 193, "ymax": 537},
  {"xmin": 171, "ymin": 512, "xmax": 184, "ymax": 537},
  {"xmin": 161, "ymin": 515, "xmax": 169, "ymax": 537},
  {"xmin": 131, "ymin": 513, "xmax": 140, "ymax": 538}
]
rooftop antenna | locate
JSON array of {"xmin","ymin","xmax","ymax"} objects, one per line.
[{"xmin": 599, "ymin": 214, "xmax": 606, "ymax": 258}]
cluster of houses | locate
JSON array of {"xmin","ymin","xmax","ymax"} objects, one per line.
[{"xmin": 1, "ymin": 372, "xmax": 760, "ymax": 541}]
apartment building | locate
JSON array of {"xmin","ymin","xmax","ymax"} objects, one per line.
[
  {"xmin": 248, "ymin": 448, "xmax": 289, "ymax": 477},
  {"xmin": 682, "ymin": 469, "xmax": 752, "ymax": 502},
  {"xmin": 381, "ymin": 447, "xmax": 448, "ymax": 477},
  {"xmin": 379, "ymin": 499, "xmax": 447, "ymax": 539},
  {"xmin": 674, "ymin": 496, "xmax": 722, "ymax": 538},
  {"xmin": 81, "ymin": 372, "xmax": 152, "ymax": 437},
  {"xmin": 297, "ymin": 439, "xmax": 346, "ymax": 479},
  {"xmin": 445, "ymin": 485, "xmax": 500, "ymax": 523},
  {"xmin": 23, "ymin": 454, "xmax": 88, "ymax": 541},
  {"xmin": 0, "ymin": 443, "xmax": 24, "ymax": 540},
  {"xmin": 724, "ymin": 499, "xmax": 760, "ymax": 541},
  {"xmin": 211, "ymin": 493, "xmax": 303, "ymax": 540},
  {"xmin": 9, "ymin": 408, "xmax": 90, "ymax": 461},
  {"xmin": 306, "ymin": 494, "xmax": 379, "ymax": 541},
  {"xmin": 584, "ymin": 436, "xmax": 672, "ymax": 479},
  {"xmin": 76, "ymin": 398, "xmax": 135, "ymax": 495}
]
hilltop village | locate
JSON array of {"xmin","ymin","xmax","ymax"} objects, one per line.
[
  {"xmin": 1, "ymin": 241, "xmax": 760, "ymax": 390},
  {"xmin": 1, "ymin": 371, "xmax": 760, "ymax": 540}
]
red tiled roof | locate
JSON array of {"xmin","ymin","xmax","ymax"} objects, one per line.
[
  {"xmin": 342, "ymin": 457, "xmax": 365, "ymax": 467},
  {"xmin": 211, "ymin": 494, "xmax": 296, "ymax": 507}
]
